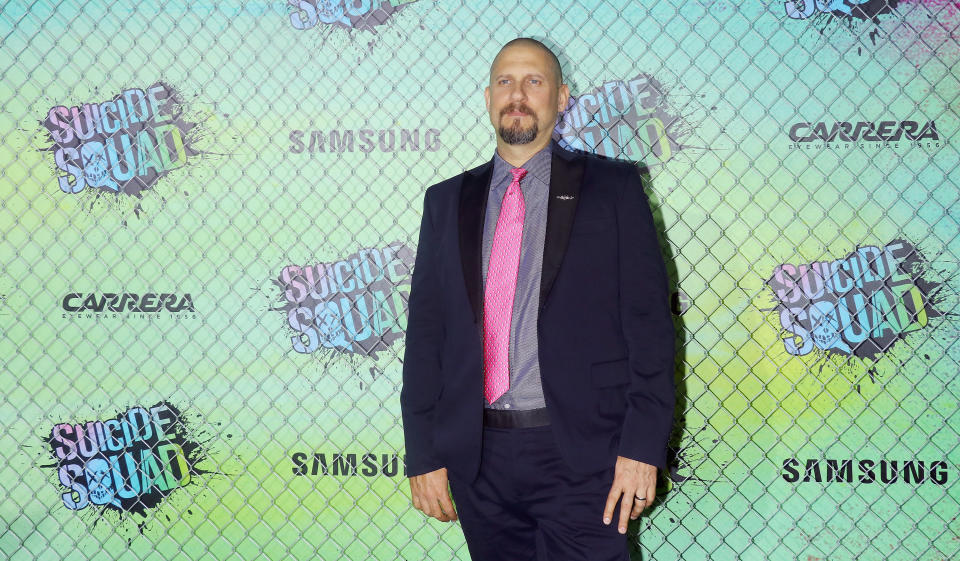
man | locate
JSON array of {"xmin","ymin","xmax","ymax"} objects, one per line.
[{"xmin": 400, "ymin": 37, "xmax": 675, "ymax": 560}]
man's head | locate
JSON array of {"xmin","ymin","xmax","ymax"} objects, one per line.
[{"xmin": 485, "ymin": 38, "xmax": 569, "ymax": 149}]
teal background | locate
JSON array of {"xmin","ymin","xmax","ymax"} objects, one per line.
[{"xmin": 0, "ymin": 1, "xmax": 957, "ymax": 559}]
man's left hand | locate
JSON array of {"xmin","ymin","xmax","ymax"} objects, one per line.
[{"xmin": 602, "ymin": 456, "xmax": 657, "ymax": 534}]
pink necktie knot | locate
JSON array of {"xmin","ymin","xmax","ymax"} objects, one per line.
[{"xmin": 510, "ymin": 167, "xmax": 527, "ymax": 184}]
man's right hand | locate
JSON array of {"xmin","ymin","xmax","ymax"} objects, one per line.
[{"xmin": 408, "ymin": 467, "xmax": 458, "ymax": 522}]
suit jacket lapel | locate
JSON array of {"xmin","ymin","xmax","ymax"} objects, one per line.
[
  {"xmin": 458, "ymin": 147, "xmax": 585, "ymax": 320},
  {"xmin": 539, "ymin": 148, "xmax": 584, "ymax": 310},
  {"xmin": 459, "ymin": 160, "xmax": 492, "ymax": 323}
]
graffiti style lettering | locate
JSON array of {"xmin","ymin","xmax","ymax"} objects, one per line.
[
  {"xmin": 46, "ymin": 402, "xmax": 210, "ymax": 514},
  {"xmin": 553, "ymin": 74, "xmax": 685, "ymax": 165},
  {"xmin": 275, "ymin": 242, "xmax": 414, "ymax": 358},
  {"xmin": 766, "ymin": 240, "xmax": 942, "ymax": 359},
  {"xmin": 43, "ymin": 83, "xmax": 200, "ymax": 198},
  {"xmin": 288, "ymin": 0, "xmax": 418, "ymax": 31}
]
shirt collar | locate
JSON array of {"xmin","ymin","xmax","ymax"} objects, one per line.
[{"xmin": 491, "ymin": 143, "xmax": 552, "ymax": 190}]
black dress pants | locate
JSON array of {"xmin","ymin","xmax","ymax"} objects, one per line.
[{"xmin": 448, "ymin": 425, "xmax": 630, "ymax": 561}]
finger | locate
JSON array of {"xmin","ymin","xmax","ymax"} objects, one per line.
[
  {"xmin": 425, "ymin": 497, "xmax": 445, "ymax": 521},
  {"xmin": 602, "ymin": 485, "xmax": 622, "ymax": 524},
  {"xmin": 438, "ymin": 493, "xmax": 458, "ymax": 521},
  {"xmin": 433, "ymin": 497, "xmax": 451, "ymax": 522},
  {"xmin": 430, "ymin": 491, "xmax": 456, "ymax": 522},
  {"xmin": 618, "ymin": 492, "xmax": 632, "ymax": 534},
  {"xmin": 643, "ymin": 481, "xmax": 656, "ymax": 511},
  {"xmin": 630, "ymin": 495, "xmax": 644, "ymax": 519}
]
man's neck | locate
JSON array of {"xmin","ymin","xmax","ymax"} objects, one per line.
[{"xmin": 495, "ymin": 136, "xmax": 552, "ymax": 168}]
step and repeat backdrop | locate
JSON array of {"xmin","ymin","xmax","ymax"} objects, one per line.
[{"xmin": 1, "ymin": 1, "xmax": 957, "ymax": 560}]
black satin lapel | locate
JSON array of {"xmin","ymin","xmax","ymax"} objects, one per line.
[
  {"xmin": 539, "ymin": 152, "xmax": 584, "ymax": 309},
  {"xmin": 459, "ymin": 162, "xmax": 493, "ymax": 323}
]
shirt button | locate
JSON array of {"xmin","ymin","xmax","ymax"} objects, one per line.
[{"xmin": 504, "ymin": 404, "xmax": 511, "ymax": 409}]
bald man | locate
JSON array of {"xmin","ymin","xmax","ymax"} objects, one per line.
[{"xmin": 401, "ymin": 37, "xmax": 676, "ymax": 560}]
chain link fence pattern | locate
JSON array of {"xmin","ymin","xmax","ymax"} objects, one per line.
[{"xmin": 1, "ymin": 1, "xmax": 958, "ymax": 560}]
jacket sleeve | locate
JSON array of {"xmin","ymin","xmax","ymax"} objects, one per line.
[
  {"xmin": 615, "ymin": 164, "xmax": 676, "ymax": 469},
  {"xmin": 400, "ymin": 186, "xmax": 446, "ymax": 477}
]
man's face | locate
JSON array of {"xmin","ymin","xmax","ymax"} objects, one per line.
[{"xmin": 484, "ymin": 44, "xmax": 569, "ymax": 146}]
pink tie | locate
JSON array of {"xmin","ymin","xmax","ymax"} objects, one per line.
[{"xmin": 484, "ymin": 167, "xmax": 527, "ymax": 404}]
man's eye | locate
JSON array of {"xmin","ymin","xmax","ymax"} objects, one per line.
[
  {"xmin": 499, "ymin": 79, "xmax": 510, "ymax": 85},
  {"xmin": 530, "ymin": 79, "xmax": 541, "ymax": 85}
]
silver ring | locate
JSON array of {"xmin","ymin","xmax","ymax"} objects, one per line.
[{"xmin": 634, "ymin": 496, "xmax": 646, "ymax": 501}]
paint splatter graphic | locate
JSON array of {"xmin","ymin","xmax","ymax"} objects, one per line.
[
  {"xmin": 785, "ymin": 0, "xmax": 959, "ymax": 64},
  {"xmin": 42, "ymin": 402, "xmax": 215, "ymax": 521},
  {"xmin": 766, "ymin": 239, "xmax": 944, "ymax": 360},
  {"xmin": 662, "ymin": 419, "xmax": 717, "ymax": 496},
  {"xmin": 41, "ymin": 83, "xmax": 203, "ymax": 197},
  {"xmin": 553, "ymin": 73, "xmax": 695, "ymax": 167},
  {"xmin": 287, "ymin": 0, "xmax": 419, "ymax": 32},
  {"xmin": 39, "ymin": 82, "xmax": 214, "ymax": 218},
  {"xmin": 273, "ymin": 242, "xmax": 413, "ymax": 358}
]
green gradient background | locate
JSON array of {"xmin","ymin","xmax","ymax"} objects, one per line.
[{"xmin": 1, "ymin": 1, "xmax": 957, "ymax": 560}]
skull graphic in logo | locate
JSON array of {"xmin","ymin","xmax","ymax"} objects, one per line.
[
  {"xmin": 85, "ymin": 458, "xmax": 121, "ymax": 508},
  {"xmin": 80, "ymin": 142, "xmax": 120, "ymax": 192},
  {"xmin": 317, "ymin": 302, "xmax": 353, "ymax": 351},
  {"xmin": 809, "ymin": 300, "xmax": 852, "ymax": 354}
]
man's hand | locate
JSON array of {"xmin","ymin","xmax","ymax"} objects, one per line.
[
  {"xmin": 409, "ymin": 467, "xmax": 458, "ymax": 522},
  {"xmin": 602, "ymin": 456, "xmax": 657, "ymax": 534}
]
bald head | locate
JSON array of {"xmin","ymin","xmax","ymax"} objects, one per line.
[
  {"xmin": 484, "ymin": 36, "xmax": 570, "ymax": 161},
  {"xmin": 490, "ymin": 38, "xmax": 563, "ymax": 86}
]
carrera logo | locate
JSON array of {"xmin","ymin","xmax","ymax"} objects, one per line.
[{"xmin": 788, "ymin": 120, "xmax": 939, "ymax": 143}]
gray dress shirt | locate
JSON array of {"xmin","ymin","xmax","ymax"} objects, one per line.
[{"xmin": 481, "ymin": 144, "xmax": 551, "ymax": 410}]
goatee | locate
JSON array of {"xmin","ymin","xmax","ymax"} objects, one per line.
[{"xmin": 499, "ymin": 120, "xmax": 538, "ymax": 145}]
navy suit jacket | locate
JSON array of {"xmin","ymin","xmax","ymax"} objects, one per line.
[{"xmin": 401, "ymin": 144, "xmax": 675, "ymax": 482}]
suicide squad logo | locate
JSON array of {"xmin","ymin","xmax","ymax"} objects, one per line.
[
  {"xmin": 45, "ymin": 403, "xmax": 211, "ymax": 515},
  {"xmin": 553, "ymin": 74, "xmax": 689, "ymax": 166},
  {"xmin": 42, "ymin": 83, "xmax": 201, "ymax": 199},
  {"xmin": 784, "ymin": 0, "xmax": 901, "ymax": 20},
  {"xmin": 766, "ymin": 240, "xmax": 942, "ymax": 359},
  {"xmin": 782, "ymin": 0, "xmax": 958, "ymax": 54},
  {"xmin": 782, "ymin": 0, "xmax": 952, "ymax": 24},
  {"xmin": 274, "ymin": 242, "xmax": 414, "ymax": 358},
  {"xmin": 287, "ymin": 0, "xmax": 417, "ymax": 31}
]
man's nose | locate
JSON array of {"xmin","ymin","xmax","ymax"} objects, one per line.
[{"xmin": 508, "ymin": 82, "xmax": 527, "ymax": 101}]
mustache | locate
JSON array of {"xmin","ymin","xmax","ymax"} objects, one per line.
[{"xmin": 500, "ymin": 104, "xmax": 534, "ymax": 117}]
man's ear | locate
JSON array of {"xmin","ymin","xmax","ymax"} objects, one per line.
[
  {"xmin": 556, "ymin": 84, "xmax": 570, "ymax": 113},
  {"xmin": 484, "ymin": 86, "xmax": 491, "ymax": 112}
]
